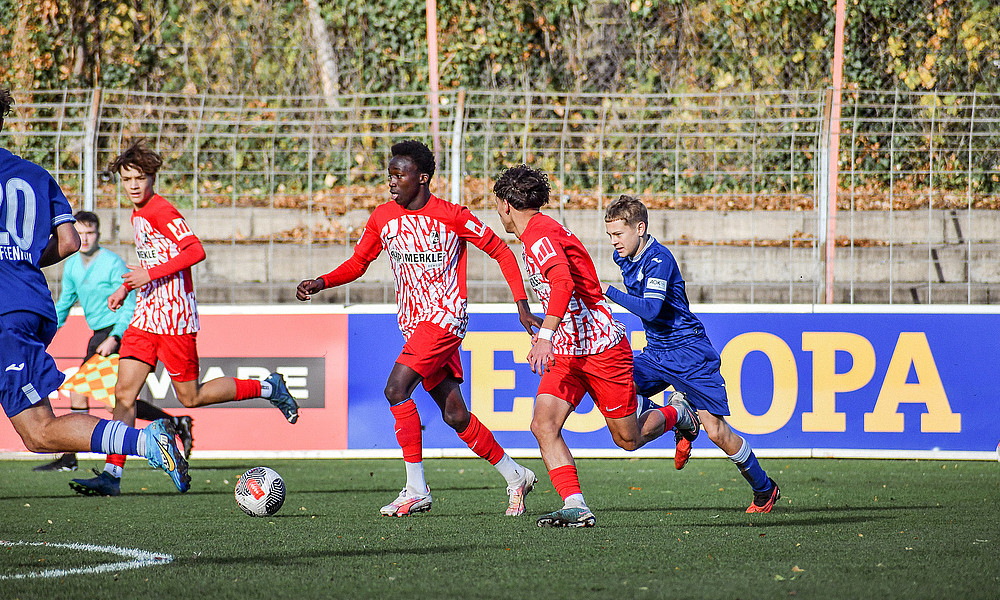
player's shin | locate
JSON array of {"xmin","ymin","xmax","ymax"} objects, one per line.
[{"xmin": 728, "ymin": 435, "xmax": 770, "ymax": 492}]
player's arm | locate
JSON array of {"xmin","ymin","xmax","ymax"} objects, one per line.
[
  {"xmin": 108, "ymin": 258, "xmax": 136, "ymax": 340},
  {"xmin": 39, "ymin": 222, "xmax": 80, "ymax": 268},
  {"xmin": 297, "ymin": 220, "xmax": 382, "ymax": 301},
  {"xmin": 53, "ymin": 262, "xmax": 79, "ymax": 328},
  {"xmin": 605, "ymin": 284, "xmax": 666, "ymax": 322},
  {"xmin": 606, "ymin": 250, "xmax": 676, "ymax": 321}
]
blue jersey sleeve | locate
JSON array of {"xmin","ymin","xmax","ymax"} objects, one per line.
[{"xmin": 605, "ymin": 285, "xmax": 665, "ymax": 322}]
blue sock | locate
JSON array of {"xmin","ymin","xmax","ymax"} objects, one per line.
[
  {"xmin": 90, "ymin": 419, "xmax": 142, "ymax": 456},
  {"xmin": 728, "ymin": 436, "xmax": 771, "ymax": 493}
]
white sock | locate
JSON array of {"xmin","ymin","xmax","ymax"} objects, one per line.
[
  {"xmin": 563, "ymin": 493, "xmax": 587, "ymax": 509},
  {"xmin": 493, "ymin": 454, "xmax": 524, "ymax": 486},
  {"xmin": 103, "ymin": 463, "xmax": 124, "ymax": 479},
  {"xmin": 135, "ymin": 431, "xmax": 147, "ymax": 457},
  {"xmin": 259, "ymin": 379, "xmax": 274, "ymax": 399},
  {"xmin": 404, "ymin": 461, "xmax": 428, "ymax": 494}
]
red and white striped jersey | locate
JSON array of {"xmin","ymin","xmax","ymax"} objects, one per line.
[
  {"xmin": 321, "ymin": 195, "xmax": 527, "ymax": 339},
  {"xmin": 521, "ymin": 212, "xmax": 624, "ymax": 356},
  {"xmin": 130, "ymin": 194, "xmax": 200, "ymax": 335}
]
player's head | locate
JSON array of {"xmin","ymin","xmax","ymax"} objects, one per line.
[
  {"xmin": 604, "ymin": 195, "xmax": 649, "ymax": 259},
  {"xmin": 390, "ymin": 140, "xmax": 435, "ymax": 179},
  {"xmin": 493, "ymin": 165, "xmax": 550, "ymax": 235},
  {"xmin": 74, "ymin": 210, "xmax": 101, "ymax": 254},
  {"xmin": 0, "ymin": 87, "xmax": 13, "ymax": 132},
  {"xmin": 109, "ymin": 139, "xmax": 162, "ymax": 206},
  {"xmin": 388, "ymin": 140, "xmax": 434, "ymax": 207}
]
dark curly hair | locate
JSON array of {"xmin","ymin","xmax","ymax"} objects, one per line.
[
  {"xmin": 108, "ymin": 139, "xmax": 163, "ymax": 176},
  {"xmin": 0, "ymin": 87, "xmax": 13, "ymax": 128},
  {"xmin": 390, "ymin": 140, "xmax": 435, "ymax": 179},
  {"xmin": 493, "ymin": 165, "xmax": 550, "ymax": 210}
]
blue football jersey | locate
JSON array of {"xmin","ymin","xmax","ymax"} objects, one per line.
[
  {"xmin": 0, "ymin": 148, "xmax": 75, "ymax": 321},
  {"xmin": 611, "ymin": 236, "xmax": 704, "ymax": 349}
]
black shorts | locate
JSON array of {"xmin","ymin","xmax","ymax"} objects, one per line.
[{"xmin": 83, "ymin": 325, "xmax": 119, "ymax": 365}]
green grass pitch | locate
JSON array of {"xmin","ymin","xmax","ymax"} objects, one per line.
[{"xmin": 1, "ymin": 457, "xmax": 997, "ymax": 599}]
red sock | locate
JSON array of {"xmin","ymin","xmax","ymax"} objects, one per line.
[
  {"xmin": 658, "ymin": 405, "xmax": 679, "ymax": 431},
  {"xmin": 233, "ymin": 378, "xmax": 262, "ymax": 401},
  {"xmin": 456, "ymin": 413, "xmax": 504, "ymax": 465},
  {"xmin": 106, "ymin": 454, "xmax": 126, "ymax": 467},
  {"xmin": 548, "ymin": 464, "xmax": 582, "ymax": 501},
  {"xmin": 390, "ymin": 399, "xmax": 423, "ymax": 463}
]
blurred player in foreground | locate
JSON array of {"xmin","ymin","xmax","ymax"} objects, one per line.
[
  {"xmin": 492, "ymin": 165, "xmax": 700, "ymax": 528},
  {"xmin": 70, "ymin": 139, "xmax": 298, "ymax": 497},
  {"xmin": 0, "ymin": 87, "xmax": 189, "ymax": 492},
  {"xmin": 297, "ymin": 140, "xmax": 539, "ymax": 517},
  {"xmin": 33, "ymin": 210, "xmax": 195, "ymax": 472},
  {"xmin": 603, "ymin": 195, "xmax": 780, "ymax": 513}
]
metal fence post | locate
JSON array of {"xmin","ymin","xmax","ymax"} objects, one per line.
[
  {"xmin": 83, "ymin": 87, "xmax": 102, "ymax": 211},
  {"xmin": 450, "ymin": 89, "xmax": 466, "ymax": 204}
]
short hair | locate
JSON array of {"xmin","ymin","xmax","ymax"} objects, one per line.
[
  {"xmin": 108, "ymin": 139, "xmax": 163, "ymax": 176},
  {"xmin": 0, "ymin": 87, "xmax": 13, "ymax": 127},
  {"xmin": 493, "ymin": 165, "xmax": 550, "ymax": 210},
  {"xmin": 605, "ymin": 195, "xmax": 648, "ymax": 227},
  {"xmin": 390, "ymin": 140, "xmax": 435, "ymax": 179},
  {"xmin": 74, "ymin": 210, "xmax": 100, "ymax": 231}
]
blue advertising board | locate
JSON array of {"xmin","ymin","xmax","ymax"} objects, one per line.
[{"xmin": 347, "ymin": 306, "xmax": 999, "ymax": 458}]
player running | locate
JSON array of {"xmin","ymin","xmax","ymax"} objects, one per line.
[
  {"xmin": 0, "ymin": 87, "xmax": 189, "ymax": 493},
  {"xmin": 296, "ymin": 140, "xmax": 538, "ymax": 517},
  {"xmin": 33, "ymin": 210, "xmax": 195, "ymax": 473},
  {"xmin": 70, "ymin": 139, "xmax": 298, "ymax": 497},
  {"xmin": 492, "ymin": 165, "xmax": 700, "ymax": 528},
  {"xmin": 603, "ymin": 195, "xmax": 780, "ymax": 513}
]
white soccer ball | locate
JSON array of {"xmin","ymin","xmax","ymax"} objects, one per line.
[{"xmin": 235, "ymin": 467, "xmax": 285, "ymax": 517}]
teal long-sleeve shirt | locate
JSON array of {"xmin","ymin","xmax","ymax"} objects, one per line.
[{"xmin": 54, "ymin": 247, "xmax": 136, "ymax": 338}]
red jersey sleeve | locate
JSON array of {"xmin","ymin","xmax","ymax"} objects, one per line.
[
  {"xmin": 320, "ymin": 213, "xmax": 384, "ymax": 288},
  {"xmin": 456, "ymin": 207, "xmax": 527, "ymax": 302},
  {"xmin": 144, "ymin": 203, "xmax": 206, "ymax": 281},
  {"xmin": 525, "ymin": 231, "xmax": 574, "ymax": 320}
]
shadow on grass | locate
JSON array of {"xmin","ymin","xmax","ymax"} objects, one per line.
[
  {"xmin": 186, "ymin": 543, "xmax": 486, "ymax": 565},
  {"xmin": 597, "ymin": 504, "xmax": 942, "ymax": 528}
]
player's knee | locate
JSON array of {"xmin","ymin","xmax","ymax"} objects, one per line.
[
  {"xmin": 529, "ymin": 417, "xmax": 559, "ymax": 443},
  {"xmin": 613, "ymin": 432, "xmax": 640, "ymax": 451},
  {"xmin": 175, "ymin": 392, "xmax": 200, "ymax": 408},
  {"xmin": 383, "ymin": 381, "xmax": 408, "ymax": 405},
  {"xmin": 18, "ymin": 428, "xmax": 52, "ymax": 453},
  {"xmin": 441, "ymin": 406, "xmax": 470, "ymax": 431}
]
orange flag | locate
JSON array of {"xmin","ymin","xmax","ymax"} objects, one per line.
[{"xmin": 60, "ymin": 354, "xmax": 119, "ymax": 409}]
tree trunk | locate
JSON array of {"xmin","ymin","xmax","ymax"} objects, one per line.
[{"xmin": 305, "ymin": 0, "xmax": 340, "ymax": 109}]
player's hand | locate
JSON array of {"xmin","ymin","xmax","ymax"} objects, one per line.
[
  {"xmin": 515, "ymin": 299, "xmax": 542, "ymax": 335},
  {"xmin": 95, "ymin": 336, "xmax": 118, "ymax": 357},
  {"xmin": 527, "ymin": 338, "xmax": 555, "ymax": 374},
  {"xmin": 296, "ymin": 278, "xmax": 325, "ymax": 301},
  {"xmin": 122, "ymin": 265, "xmax": 152, "ymax": 289},
  {"xmin": 107, "ymin": 286, "xmax": 128, "ymax": 310}
]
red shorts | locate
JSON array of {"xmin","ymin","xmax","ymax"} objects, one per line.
[
  {"xmin": 397, "ymin": 322, "xmax": 464, "ymax": 391},
  {"xmin": 119, "ymin": 326, "xmax": 200, "ymax": 382},
  {"xmin": 537, "ymin": 335, "xmax": 637, "ymax": 419}
]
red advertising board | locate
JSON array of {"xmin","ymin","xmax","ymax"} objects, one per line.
[{"xmin": 0, "ymin": 310, "xmax": 348, "ymax": 454}]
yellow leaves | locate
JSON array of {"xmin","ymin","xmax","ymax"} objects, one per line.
[
  {"xmin": 887, "ymin": 36, "xmax": 905, "ymax": 59},
  {"xmin": 811, "ymin": 33, "xmax": 827, "ymax": 52}
]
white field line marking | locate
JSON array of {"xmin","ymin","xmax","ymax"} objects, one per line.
[{"xmin": 0, "ymin": 540, "xmax": 173, "ymax": 580}]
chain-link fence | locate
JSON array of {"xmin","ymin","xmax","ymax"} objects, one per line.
[{"xmin": 4, "ymin": 87, "xmax": 998, "ymax": 304}]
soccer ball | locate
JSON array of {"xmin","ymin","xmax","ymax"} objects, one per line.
[{"xmin": 234, "ymin": 467, "xmax": 285, "ymax": 517}]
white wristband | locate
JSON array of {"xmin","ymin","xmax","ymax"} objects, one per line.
[{"xmin": 537, "ymin": 328, "xmax": 555, "ymax": 342}]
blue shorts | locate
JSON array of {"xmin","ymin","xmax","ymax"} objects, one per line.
[
  {"xmin": 633, "ymin": 334, "xmax": 730, "ymax": 417},
  {"xmin": 1, "ymin": 311, "xmax": 64, "ymax": 418}
]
